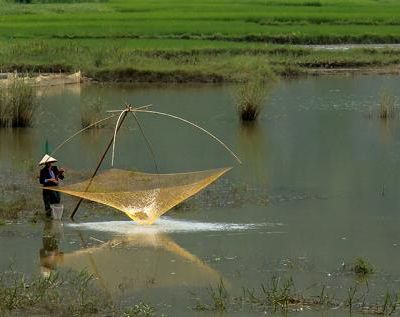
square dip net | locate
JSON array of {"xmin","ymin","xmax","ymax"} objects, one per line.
[{"xmin": 46, "ymin": 167, "xmax": 231, "ymax": 224}]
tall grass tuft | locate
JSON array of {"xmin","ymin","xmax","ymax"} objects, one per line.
[
  {"xmin": 235, "ymin": 78, "xmax": 269, "ymax": 122},
  {"xmin": 352, "ymin": 257, "xmax": 374, "ymax": 276},
  {"xmin": 378, "ymin": 90, "xmax": 397, "ymax": 119},
  {"xmin": 81, "ymin": 96, "xmax": 105, "ymax": 128},
  {"xmin": 0, "ymin": 78, "xmax": 38, "ymax": 128},
  {"xmin": 194, "ymin": 279, "xmax": 229, "ymax": 312}
]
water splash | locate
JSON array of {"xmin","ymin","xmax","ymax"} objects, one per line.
[{"xmin": 67, "ymin": 218, "xmax": 281, "ymax": 235}]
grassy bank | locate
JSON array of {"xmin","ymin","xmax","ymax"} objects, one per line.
[
  {"xmin": 1, "ymin": 39, "xmax": 400, "ymax": 82},
  {"xmin": 1, "ymin": 0, "xmax": 400, "ymax": 81}
]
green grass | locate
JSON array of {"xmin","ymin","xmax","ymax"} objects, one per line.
[
  {"xmin": 3, "ymin": 0, "xmax": 400, "ymax": 43},
  {"xmin": 0, "ymin": 78, "xmax": 38, "ymax": 127},
  {"xmin": 2, "ymin": 0, "xmax": 400, "ymax": 81},
  {"xmin": 1, "ymin": 39, "xmax": 400, "ymax": 82},
  {"xmin": 353, "ymin": 257, "xmax": 374, "ymax": 276},
  {"xmin": 0, "ymin": 269, "xmax": 160, "ymax": 316}
]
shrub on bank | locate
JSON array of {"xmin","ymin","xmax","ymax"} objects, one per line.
[{"xmin": 0, "ymin": 78, "xmax": 38, "ymax": 128}]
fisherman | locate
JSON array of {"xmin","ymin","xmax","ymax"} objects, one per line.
[{"xmin": 39, "ymin": 154, "xmax": 65, "ymax": 217}]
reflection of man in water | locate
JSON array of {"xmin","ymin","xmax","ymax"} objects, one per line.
[
  {"xmin": 39, "ymin": 154, "xmax": 65, "ymax": 217},
  {"xmin": 39, "ymin": 220, "xmax": 63, "ymax": 277}
]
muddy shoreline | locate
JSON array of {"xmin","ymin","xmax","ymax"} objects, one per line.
[{"xmin": 2, "ymin": 66, "xmax": 400, "ymax": 88}]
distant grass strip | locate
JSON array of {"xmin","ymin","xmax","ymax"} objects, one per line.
[
  {"xmin": 2, "ymin": 0, "xmax": 400, "ymax": 80},
  {"xmin": 3, "ymin": 0, "xmax": 400, "ymax": 44},
  {"xmin": 1, "ymin": 39, "xmax": 400, "ymax": 82}
]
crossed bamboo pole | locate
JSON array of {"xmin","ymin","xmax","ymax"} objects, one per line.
[{"xmin": 69, "ymin": 109, "xmax": 128, "ymax": 219}]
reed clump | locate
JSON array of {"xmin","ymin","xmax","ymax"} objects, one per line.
[
  {"xmin": 0, "ymin": 197, "xmax": 27, "ymax": 220},
  {"xmin": 194, "ymin": 279, "xmax": 229, "ymax": 312},
  {"xmin": 0, "ymin": 78, "xmax": 38, "ymax": 128},
  {"xmin": 378, "ymin": 90, "xmax": 397, "ymax": 119},
  {"xmin": 352, "ymin": 257, "xmax": 374, "ymax": 276},
  {"xmin": 195, "ymin": 276, "xmax": 400, "ymax": 316},
  {"xmin": 0, "ymin": 270, "xmax": 111, "ymax": 315},
  {"xmin": 81, "ymin": 96, "xmax": 105, "ymax": 128},
  {"xmin": 235, "ymin": 78, "xmax": 269, "ymax": 122},
  {"xmin": 0, "ymin": 269, "xmax": 161, "ymax": 316}
]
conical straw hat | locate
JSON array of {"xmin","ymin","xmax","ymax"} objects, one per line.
[{"xmin": 39, "ymin": 154, "xmax": 58, "ymax": 166}]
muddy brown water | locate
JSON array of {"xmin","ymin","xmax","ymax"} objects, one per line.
[{"xmin": 1, "ymin": 75, "xmax": 400, "ymax": 316}]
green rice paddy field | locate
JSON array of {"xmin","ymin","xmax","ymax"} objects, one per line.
[{"xmin": 1, "ymin": 0, "xmax": 400, "ymax": 81}]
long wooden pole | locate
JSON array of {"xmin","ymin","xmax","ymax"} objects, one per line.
[{"xmin": 70, "ymin": 110, "xmax": 128, "ymax": 220}]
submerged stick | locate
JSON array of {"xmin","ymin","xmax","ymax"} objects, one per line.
[{"xmin": 70, "ymin": 110, "xmax": 128, "ymax": 220}]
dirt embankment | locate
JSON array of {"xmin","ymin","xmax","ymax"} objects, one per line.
[
  {"xmin": 0, "ymin": 71, "xmax": 84, "ymax": 87},
  {"xmin": 1, "ymin": 64, "xmax": 400, "ymax": 87}
]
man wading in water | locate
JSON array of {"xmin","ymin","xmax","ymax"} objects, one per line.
[{"xmin": 39, "ymin": 155, "xmax": 65, "ymax": 217}]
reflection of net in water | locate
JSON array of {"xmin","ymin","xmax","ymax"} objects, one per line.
[
  {"xmin": 62, "ymin": 233, "xmax": 223, "ymax": 293},
  {"xmin": 46, "ymin": 167, "xmax": 231, "ymax": 224}
]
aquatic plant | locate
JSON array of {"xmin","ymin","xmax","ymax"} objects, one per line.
[
  {"xmin": 81, "ymin": 96, "xmax": 106, "ymax": 128},
  {"xmin": 0, "ymin": 196, "xmax": 27, "ymax": 220},
  {"xmin": 0, "ymin": 270, "xmax": 110, "ymax": 314},
  {"xmin": 194, "ymin": 279, "xmax": 229, "ymax": 312},
  {"xmin": 0, "ymin": 78, "xmax": 38, "ymax": 128},
  {"xmin": 208, "ymin": 279, "xmax": 229, "ymax": 312},
  {"xmin": 259, "ymin": 276, "xmax": 298, "ymax": 311},
  {"xmin": 235, "ymin": 78, "xmax": 269, "ymax": 122},
  {"xmin": 378, "ymin": 291, "xmax": 398, "ymax": 316},
  {"xmin": 346, "ymin": 285, "xmax": 357, "ymax": 313},
  {"xmin": 200, "ymin": 273, "xmax": 400, "ymax": 316},
  {"xmin": 378, "ymin": 90, "xmax": 397, "ymax": 120},
  {"xmin": 123, "ymin": 302, "xmax": 156, "ymax": 317},
  {"xmin": 353, "ymin": 257, "xmax": 374, "ymax": 276},
  {"xmin": 0, "ymin": 269, "xmax": 163, "ymax": 316}
]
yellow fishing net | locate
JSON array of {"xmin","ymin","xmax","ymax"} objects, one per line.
[{"xmin": 46, "ymin": 167, "xmax": 231, "ymax": 224}]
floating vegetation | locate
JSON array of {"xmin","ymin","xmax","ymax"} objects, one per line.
[
  {"xmin": 81, "ymin": 96, "xmax": 106, "ymax": 128},
  {"xmin": 352, "ymin": 257, "xmax": 374, "ymax": 276},
  {"xmin": 235, "ymin": 78, "xmax": 269, "ymax": 122},
  {"xmin": 123, "ymin": 302, "xmax": 156, "ymax": 317},
  {"xmin": 0, "ymin": 78, "xmax": 38, "ymax": 128}
]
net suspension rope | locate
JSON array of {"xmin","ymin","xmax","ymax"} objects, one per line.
[
  {"xmin": 107, "ymin": 107, "xmax": 242, "ymax": 166},
  {"xmin": 49, "ymin": 104, "xmax": 241, "ymax": 166}
]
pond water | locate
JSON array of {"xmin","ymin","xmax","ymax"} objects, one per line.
[{"xmin": 1, "ymin": 75, "xmax": 400, "ymax": 316}]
